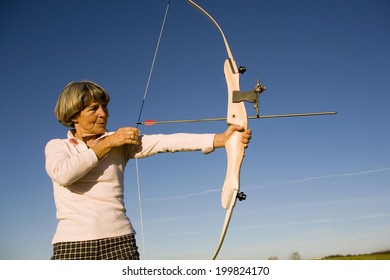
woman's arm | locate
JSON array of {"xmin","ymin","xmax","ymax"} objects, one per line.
[{"xmin": 45, "ymin": 139, "xmax": 99, "ymax": 186}]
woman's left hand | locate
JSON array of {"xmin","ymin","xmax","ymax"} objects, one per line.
[{"xmin": 213, "ymin": 125, "xmax": 252, "ymax": 148}]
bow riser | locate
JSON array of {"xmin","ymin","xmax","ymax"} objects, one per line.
[{"xmin": 222, "ymin": 58, "xmax": 247, "ymax": 210}]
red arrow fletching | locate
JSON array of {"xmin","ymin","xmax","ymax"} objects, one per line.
[{"xmin": 144, "ymin": 120, "xmax": 157, "ymax": 126}]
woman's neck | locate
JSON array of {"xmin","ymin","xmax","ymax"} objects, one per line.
[{"xmin": 73, "ymin": 130, "xmax": 103, "ymax": 147}]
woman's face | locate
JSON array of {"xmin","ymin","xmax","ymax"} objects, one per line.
[{"xmin": 73, "ymin": 101, "xmax": 109, "ymax": 137}]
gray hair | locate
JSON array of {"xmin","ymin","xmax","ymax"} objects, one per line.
[{"xmin": 54, "ymin": 81, "xmax": 110, "ymax": 127}]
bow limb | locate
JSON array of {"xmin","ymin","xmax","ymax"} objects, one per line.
[
  {"xmin": 187, "ymin": 0, "xmax": 247, "ymax": 259},
  {"xmin": 187, "ymin": 0, "xmax": 234, "ymax": 63},
  {"xmin": 211, "ymin": 188, "xmax": 237, "ymax": 260}
]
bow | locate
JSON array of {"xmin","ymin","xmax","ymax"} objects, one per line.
[
  {"xmin": 136, "ymin": 1, "xmax": 336, "ymax": 259},
  {"xmin": 187, "ymin": 0, "xmax": 253, "ymax": 259}
]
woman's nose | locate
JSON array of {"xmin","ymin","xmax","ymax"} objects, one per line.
[{"xmin": 98, "ymin": 105, "xmax": 108, "ymax": 117}]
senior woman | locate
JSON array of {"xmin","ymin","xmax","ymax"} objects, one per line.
[{"xmin": 45, "ymin": 80, "xmax": 251, "ymax": 260}]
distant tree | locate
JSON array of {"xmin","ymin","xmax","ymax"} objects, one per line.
[
  {"xmin": 290, "ymin": 252, "xmax": 301, "ymax": 260},
  {"xmin": 268, "ymin": 256, "xmax": 278, "ymax": 260}
]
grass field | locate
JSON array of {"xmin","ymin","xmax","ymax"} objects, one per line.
[{"xmin": 320, "ymin": 250, "xmax": 390, "ymax": 260}]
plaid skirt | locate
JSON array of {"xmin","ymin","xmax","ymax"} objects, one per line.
[{"xmin": 51, "ymin": 234, "xmax": 140, "ymax": 260}]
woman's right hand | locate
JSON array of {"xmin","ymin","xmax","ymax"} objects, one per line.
[
  {"xmin": 107, "ymin": 127, "xmax": 140, "ymax": 147},
  {"xmin": 91, "ymin": 127, "xmax": 140, "ymax": 160}
]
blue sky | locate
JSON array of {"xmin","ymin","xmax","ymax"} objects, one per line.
[{"xmin": 0, "ymin": 0, "xmax": 389, "ymax": 260}]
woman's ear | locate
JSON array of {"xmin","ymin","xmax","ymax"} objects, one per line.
[{"xmin": 71, "ymin": 113, "xmax": 79, "ymax": 124}]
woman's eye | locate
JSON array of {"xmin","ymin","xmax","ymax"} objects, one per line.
[{"xmin": 87, "ymin": 103, "xmax": 107, "ymax": 112}]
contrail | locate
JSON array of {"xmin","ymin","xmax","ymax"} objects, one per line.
[
  {"xmin": 144, "ymin": 188, "xmax": 219, "ymax": 202},
  {"xmin": 144, "ymin": 167, "xmax": 390, "ymax": 202},
  {"xmin": 246, "ymin": 167, "xmax": 390, "ymax": 191}
]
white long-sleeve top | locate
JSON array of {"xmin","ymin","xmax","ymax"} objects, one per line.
[{"xmin": 45, "ymin": 130, "xmax": 215, "ymax": 244}]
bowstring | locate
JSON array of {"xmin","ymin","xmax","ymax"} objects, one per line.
[{"xmin": 135, "ymin": 0, "xmax": 171, "ymax": 260}]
